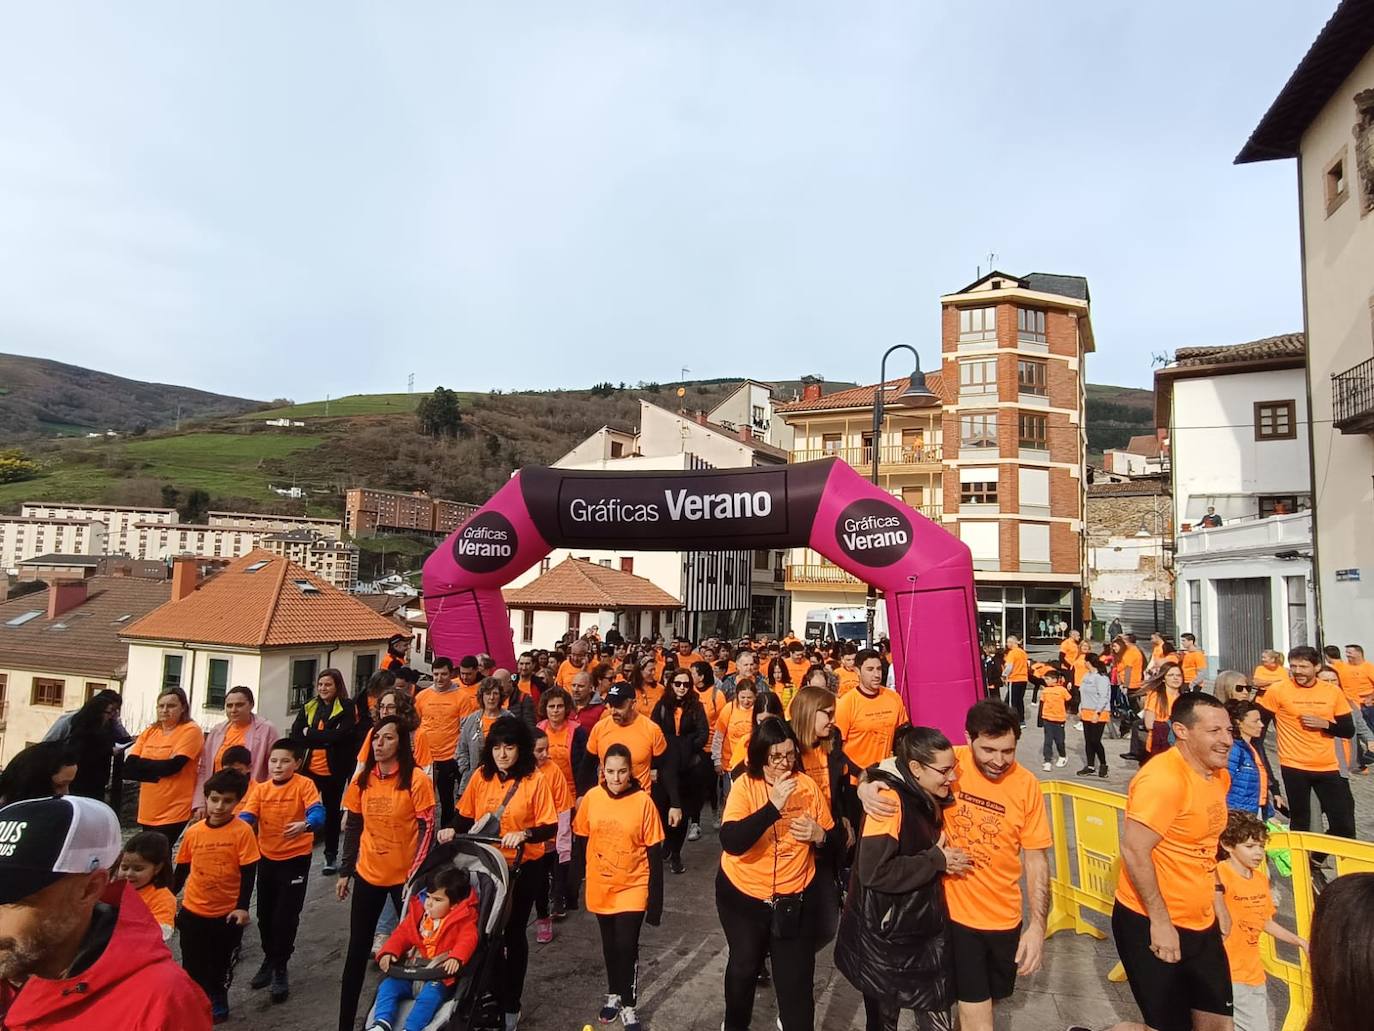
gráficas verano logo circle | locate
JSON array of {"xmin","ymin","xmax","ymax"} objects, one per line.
[
  {"xmin": 834, "ymin": 498, "xmax": 912, "ymax": 567},
  {"xmin": 453, "ymin": 511, "xmax": 518, "ymax": 574}
]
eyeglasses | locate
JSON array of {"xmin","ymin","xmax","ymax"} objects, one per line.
[
  {"xmin": 766, "ymin": 749, "xmax": 797, "ymax": 766},
  {"xmin": 921, "ymin": 761, "xmax": 956, "ymax": 777}
]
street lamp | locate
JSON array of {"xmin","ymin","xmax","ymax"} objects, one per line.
[{"xmin": 866, "ymin": 344, "xmax": 941, "ymax": 646}]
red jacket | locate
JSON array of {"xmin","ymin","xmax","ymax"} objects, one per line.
[
  {"xmin": 0, "ymin": 880, "xmax": 211, "ymax": 1031},
  {"xmin": 376, "ymin": 890, "xmax": 480, "ymax": 985}
]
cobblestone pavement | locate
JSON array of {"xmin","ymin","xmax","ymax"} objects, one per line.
[{"xmin": 196, "ymin": 722, "xmax": 1374, "ymax": 1031}]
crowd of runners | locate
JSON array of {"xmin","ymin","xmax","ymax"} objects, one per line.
[{"xmin": 1, "ymin": 627, "xmax": 1373, "ymax": 1031}]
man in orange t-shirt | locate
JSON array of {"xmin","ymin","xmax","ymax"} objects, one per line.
[
  {"xmin": 1324, "ymin": 644, "xmax": 1374, "ymax": 770},
  {"xmin": 782, "ymin": 641, "xmax": 811, "ymax": 693},
  {"xmin": 1257, "ymin": 645, "xmax": 1356, "ymax": 843},
  {"xmin": 555, "ymin": 640, "xmax": 592, "ymax": 691},
  {"xmin": 1112, "ymin": 692, "xmax": 1233, "ymax": 1031},
  {"xmin": 1058, "ymin": 629, "xmax": 1081, "ymax": 666},
  {"xmin": 1180, "ymin": 633, "xmax": 1208, "ymax": 690},
  {"xmin": 834, "ymin": 646, "xmax": 860, "ymax": 697},
  {"xmin": 1001, "ymin": 635, "xmax": 1030, "ymax": 723},
  {"xmin": 833, "ymin": 650, "xmax": 908, "ymax": 780},
  {"xmin": 415, "ymin": 657, "xmax": 467, "ymax": 827}
]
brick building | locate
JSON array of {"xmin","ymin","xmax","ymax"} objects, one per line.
[{"xmin": 345, "ymin": 487, "xmax": 478, "ymax": 537}]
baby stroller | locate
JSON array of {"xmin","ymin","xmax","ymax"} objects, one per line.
[{"xmin": 363, "ymin": 835, "xmax": 514, "ymax": 1031}]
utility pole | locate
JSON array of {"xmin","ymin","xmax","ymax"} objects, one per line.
[
  {"xmin": 175, "ymin": 404, "xmax": 182, "ymax": 431},
  {"xmin": 408, "ymin": 372, "xmax": 415, "ymax": 393},
  {"xmin": 325, "ymin": 394, "xmax": 330, "ymax": 416}
]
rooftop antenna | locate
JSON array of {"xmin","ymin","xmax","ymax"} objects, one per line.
[{"xmin": 680, "ymin": 366, "xmax": 690, "ymax": 385}]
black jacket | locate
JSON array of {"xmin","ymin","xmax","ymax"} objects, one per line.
[
  {"xmin": 834, "ymin": 759, "xmax": 953, "ymax": 1013},
  {"xmin": 650, "ymin": 697, "xmax": 709, "ymax": 776},
  {"xmin": 290, "ymin": 696, "xmax": 358, "ymax": 779}
]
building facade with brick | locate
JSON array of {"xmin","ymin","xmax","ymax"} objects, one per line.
[
  {"xmin": 776, "ymin": 271, "xmax": 1092, "ymax": 646},
  {"xmin": 0, "ymin": 518, "xmax": 107, "ymax": 576},
  {"xmin": 345, "ymin": 487, "xmax": 478, "ymax": 537}
]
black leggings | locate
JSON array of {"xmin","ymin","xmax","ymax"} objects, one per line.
[
  {"xmin": 498, "ymin": 860, "xmax": 541, "ymax": 1016},
  {"xmin": 257, "ymin": 854, "xmax": 311, "ymax": 967},
  {"xmin": 1083, "ymin": 722, "xmax": 1107, "ymax": 768},
  {"xmin": 715, "ymin": 869, "xmax": 817, "ymax": 1031},
  {"xmin": 1009, "ymin": 682, "xmax": 1028, "ymax": 723},
  {"xmin": 177, "ymin": 908, "xmax": 244, "ymax": 1004},
  {"xmin": 338, "ymin": 874, "xmax": 403, "ymax": 1031},
  {"xmin": 597, "ymin": 911, "xmax": 644, "ymax": 1006},
  {"xmin": 1282, "ymin": 766, "xmax": 1356, "ymax": 850},
  {"xmin": 432, "ymin": 759, "xmax": 459, "ymax": 828},
  {"xmin": 532, "ymin": 853, "xmax": 555, "ymax": 920},
  {"xmin": 654, "ymin": 786, "xmax": 689, "ymax": 862},
  {"xmin": 308, "ymin": 771, "xmax": 347, "ymax": 860}
]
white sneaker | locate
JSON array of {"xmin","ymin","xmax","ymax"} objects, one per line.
[
  {"xmin": 687, "ymin": 822, "xmax": 701, "ymax": 842},
  {"xmin": 1073, "ymin": 721, "xmax": 1084, "ymax": 731},
  {"xmin": 371, "ymin": 932, "xmax": 387, "ymax": 955},
  {"xmin": 1043, "ymin": 762, "xmax": 1052, "ymax": 771},
  {"xmin": 621, "ymin": 1005, "xmax": 642, "ymax": 1031},
  {"xmin": 1055, "ymin": 757, "xmax": 1068, "ymax": 768}
]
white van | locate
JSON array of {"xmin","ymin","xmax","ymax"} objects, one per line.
[{"xmin": 803, "ymin": 606, "xmax": 887, "ymax": 648}]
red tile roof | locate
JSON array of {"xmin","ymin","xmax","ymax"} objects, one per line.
[
  {"xmin": 1119, "ymin": 434, "xmax": 1162, "ymax": 458},
  {"xmin": 121, "ymin": 550, "xmax": 407, "ymax": 649},
  {"xmin": 503, "ymin": 558, "xmax": 682, "ymax": 611},
  {"xmin": 1172, "ymin": 333, "xmax": 1305, "ymax": 367},
  {"xmin": 773, "ymin": 374, "xmax": 951, "ymax": 414}
]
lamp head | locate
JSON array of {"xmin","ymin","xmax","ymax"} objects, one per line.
[{"xmin": 891, "ymin": 370, "xmax": 941, "ymax": 408}]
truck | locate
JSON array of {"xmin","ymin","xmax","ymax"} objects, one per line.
[{"xmin": 803, "ymin": 605, "xmax": 888, "ymax": 648}]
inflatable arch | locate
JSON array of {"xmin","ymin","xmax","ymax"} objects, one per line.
[{"xmin": 422, "ymin": 458, "xmax": 982, "ymax": 737}]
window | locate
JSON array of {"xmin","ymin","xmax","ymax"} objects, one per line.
[
  {"xmin": 958, "ymin": 306, "xmax": 997, "ymax": 342},
  {"xmin": 620, "ymin": 557, "xmax": 634, "ymax": 574},
  {"xmin": 1017, "ymin": 307, "xmax": 1047, "ymax": 343},
  {"xmin": 1254, "ymin": 400, "xmax": 1296, "ymax": 440},
  {"xmin": 0, "ymin": 673, "xmax": 6, "ymax": 705},
  {"xmin": 751, "ymin": 404, "xmax": 766, "ymax": 427},
  {"xmin": 960, "ymin": 522, "xmax": 999, "ymax": 563},
  {"xmin": 1325, "ymin": 149, "xmax": 1348, "ymax": 215},
  {"xmin": 206, "ymin": 658, "xmax": 230, "ymax": 708},
  {"xmin": 959, "ymin": 358, "xmax": 997, "ymax": 397},
  {"xmin": 1259, "ymin": 494, "xmax": 1307, "ymax": 517},
  {"xmin": 598, "ymin": 558, "xmax": 612, "ymax": 567},
  {"xmin": 1018, "ymin": 523, "xmax": 1051, "ymax": 568},
  {"xmin": 521, "ymin": 609, "xmax": 535, "ymax": 643},
  {"xmin": 31, "ymin": 677, "xmax": 65, "ymax": 708},
  {"xmin": 610, "ymin": 441, "xmax": 624, "ymax": 458},
  {"xmin": 822, "ymin": 433, "xmax": 843, "ymax": 453},
  {"xmin": 1286, "ymin": 576, "xmax": 1309, "ymax": 647},
  {"xmin": 960, "ymin": 413, "xmax": 998, "ymax": 450},
  {"xmin": 1018, "ymin": 467, "xmax": 1050, "ymax": 510},
  {"xmin": 960, "ymin": 479, "xmax": 997, "ymax": 505},
  {"xmin": 1189, "ymin": 581, "xmax": 1202, "ymax": 637},
  {"xmin": 354, "ymin": 652, "xmax": 378, "ymax": 695},
  {"xmin": 568, "ymin": 611, "xmax": 581, "ymax": 634},
  {"xmin": 1018, "ymin": 413, "xmax": 1048, "ymax": 450},
  {"xmin": 1017, "ymin": 359, "xmax": 1047, "ymax": 397},
  {"xmin": 162, "ymin": 654, "xmax": 184, "ymax": 690},
  {"xmin": 84, "ymin": 681, "xmax": 107, "ymax": 702},
  {"xmin": 289, "ymin": 658, "xmax": 318, "ymax": 712}
]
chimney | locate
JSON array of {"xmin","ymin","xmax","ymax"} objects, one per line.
[
  {"xmin": 737, "ymin": 425, "xmax": 753, "ymax": 442},
  {"xmin": 171, "ymin": 556, "xmax": 200, "ymax": 602},
  {"xmin": 801, "ymin": 375, "xmax": 824, "ymax": 402},
  {"xmin": 47, "ymin": 580, "xmax": 89, "ymax": 620},
  {"xmin": 695, "ymin": 410, "xmax": 708, "ymax": 425}
]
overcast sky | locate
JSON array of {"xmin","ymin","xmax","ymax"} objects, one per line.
[{"xmin": 0, "ymin": 2, "xmax": 1329, "ymax": 400}]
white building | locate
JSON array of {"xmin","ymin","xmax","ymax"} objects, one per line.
[
  {"xmin": 120, "ymin": 552, "xmax": 404, "ymax": 733},
  {"xmin": 703, "ymin": 380, "xmax": 796, "ymax": 451},
  {"xmin": 1237, "ymin": 3, "xmax": 1374, "ymax": 648},
  {"xmin": 504, "ymin": 557, "xmax": 683, "ymax": 649},
  {"xmin": 132, "ymin": 521, "xmax": 265, "ymax": 563},
  {"xmin": 207, "ymin": 510, "xmax": 343, "ymax": 539},
  {"xmin": 0, "ymin": 518, "xmax": 107, "ymax": 575},
  {"xmin": 260, "ymin": 529, "xmax": 360, "ymax": 592},
  {"xmin": 19, "ymin": 503, "xmax": 176, "ymax": 556},
  {"xmin": 1102, "ymin": 435, "xmax": 1166, "ymax": 479},
  {"xmin": 1155, "ymin": 334, "xmax": 1314, "ymax": 671}
]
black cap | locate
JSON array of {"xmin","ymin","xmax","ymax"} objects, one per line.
[
  {"xmin": 605, "ymin": 682, "xmax": 636, "ymax": 707},
  {"xmin": 0, "ymin": 796, "xmax": 122, "ymax": 905}
]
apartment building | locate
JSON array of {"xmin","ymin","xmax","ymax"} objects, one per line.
[
  {"xmin": 1237, "ymin": 1, "xmax": 1374, "ymax": 646},
  {"xmin": 131, "ymin": 521, "xmax": 264, "ymax": 563},
  {"xmin": 0, "ymin": 518, "xmax": 107, "ymax": 575},
  {"xmin": 207, "ymin": 510, "xmax": 343, "ymax": 539},
  {"xmin": 19, "ymin": 503, "xmax": 176, "ymax": 555},
  {"xmin": 260, "ymin": 529, "xmax": 360, "ymax": 592},
  {"xmin": 777, "ymin": 270, "xmax": 1092, "ymax": 645},
  {"xmin": 345, "ymin": 488, "xmax": 478, "ymax": 537}
]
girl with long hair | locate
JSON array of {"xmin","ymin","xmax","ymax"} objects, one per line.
[
  {"xmin": 650, "ymin": 668, "xmax": 709, "ymax": 874},
  {"xmin": 1141, "ymin": 661, "xmax": 1184, "ymax": 758},
  {"xmin": 767, "ymin": 657, "xmax": 796, "ymax": 715}
]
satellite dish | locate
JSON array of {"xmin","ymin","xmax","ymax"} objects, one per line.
[{"xmin": 676, "ymin": 387, "xmax": 686, "ymax": 398}]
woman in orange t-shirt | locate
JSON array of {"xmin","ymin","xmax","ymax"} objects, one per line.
[
  {"xmin": 1141, "ymin": 662, "xmax": 1184, "ymax": 756},
  {"xmin": 573, "ymin": 745, "xmax": 665, "ymax": 1030},
  {"xmin": 767, "ymin": 658, "xmax": 796, "ymax": 716},
  {"xmin": 334, "ymin": 717, "xmax": 436, "ymax": 1031},
  {"xmin": 125, "ymin": 687, "xmax": 205, "ymax": 844},
  {"xmin": 712, "ymin": 679, "xmax": 758, "ymax": 781},
  {"xmin": 356, "ymin": 688, "xmax": 433, "ymax": 777},
  {"xmin": 789, "ymin": 682, "xmax": 854, "ymax": 949}
]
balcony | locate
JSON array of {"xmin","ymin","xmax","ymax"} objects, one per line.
[
  {"xmin": 1174, "ymin": 510, "xmax": 1312, "ymax": 560},
  {"xmin": 790, "ymin": 443, "xmax": 943, "ymax": 469},
  {"xmin": 787, "ymin": 563, "xmax": 864, "ymax": 588},
  {"xmin": 1333, "ymin": 356, "xmax": 1374, "ymax": 434}
]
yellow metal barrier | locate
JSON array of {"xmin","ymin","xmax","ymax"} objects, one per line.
[{"xmin": 1040, "ymin": 779, "xmax": 1374, "ymax": 1031}]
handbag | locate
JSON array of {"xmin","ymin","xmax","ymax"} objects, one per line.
[
  {"xmin": 767, "ymin": 799, "xmax": 806, "ymax": 939},
  {"xmin": 471, "ymin": 780, "xmax": 521, "ymax": 838}
]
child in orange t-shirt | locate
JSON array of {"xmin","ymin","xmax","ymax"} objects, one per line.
[
  {"xmin": 175, "ymin": 770, "xmax": 261, "ymax": 1022},
  {"xmin": 1217, "ymin": 812, "xmax": 1307, "ymax": 1031},
  {"xmin": 372, "ymin": 866, "xmax": 480, "ymax": 1031},
  {"xmin": 116, "ymin": 831, "xmax": 178, "ymax": 941},
  {"xmin": 1038, "ymin": 669, "xmax": 1071, "ymax": 770},
  {"xmin": 220, "ymin": 745, "xmax": 254, "ymax": 815},
  {"xmin": 532, "ymin": 727, "xmax": 575, "ymax": 944}
]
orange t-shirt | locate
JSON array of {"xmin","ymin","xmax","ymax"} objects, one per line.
[
  {"xmin": 240, "ymin": 774, "xmax": 322, "ymax": 861},
  {"xmin": 834, "ymin": 688, "xmax": 908, "ymax": 776},
  {"xmin": 695, "ymin": 688, "xmax": 727, "ymax": 753},
  {"xmin": 556, "ymin": 660, "xmax": 588, "ymax": 691},
  {"xmin": 357, "ymin": 726, "xmax": 434, "ymax": 768},
  {"xmin": 1219, "ymin": 860, "xmax": 1276, "ymax": 986},
  {"xmin": 131, "ymin": 722, "xmax": 205, "ymax": 826},
  {"xmin": 536, "ymin": 760, "xmax": 573, "ymax": 814},
  {"xmin": 176, "ymin": 817, "xmax": 260, "ymax": 918},
  {"xmin": 1151, "ymin": 643, "xmax": 1165, "ymax": 665},
  {"xmin": 415, "ymin": 689, "xmax": 468, "ymax": 762},
  {"xmin": 943, "ymin": 747, "xmax": 1052, "ymax": 930},
  {"xmin": 800, "ymin": 746, "xmax": 833, "ymax": 809},
  {"xmin": 572, "ymin": 785, "xmax": 665, "ymax": 915},
  {"xmin": 457, "ymin": 769, "xmax": 558, "ymax": 864},
  {"xmin": 1181, "ymin": 650, "xmax": 1207, "ymax": 686},
  {"xmin": 1116, "ymin": 649, "xmax": 1145, "ymax": 691},
  {"xmin": 1039, "ymin": 685, "xmax": 1070, "ymax": 723},
  {"xmin": 836, "ymin": 666, "xmax": 860, "ymax": 696},
  {"xmin": 1059, "ymin": 638, "xmax": 1080, "ymax": 663},
  {"xmin": 585, "ymin": 713, "xmax": 667, "ymax": 786},
  {"xmin": 1252, "ymin": 663, "xmax": 1290, "ymax": 693},
  {"xmin": 538, "ymin": 720, "xmax": 578, "ymax": 796},
  {"xmin": 137, "ymin": 883, "xmax": 178, "ymax": 929},
  {"xmin": 719, "ymin": 773, "xmax": 833, "ymax": 901},
  {"xmin": 1004, "ymin": 646, "xmax": 1029, "ymax": 682},
  {"xmin": 1115, "ymin": 746, "xmax": 1229, "ymax": 931},
  {"xmin": 342, "ymin": 767, "xmax": 437, "ymax": 886},
  {"xmin": 214, "ymin": 722, "xmax": 248, "ymax": 772},
  {"xmin": 715, "ymin": 702, "xmax": 755, "ymax": 769},
  {"xmin": 635, "ymin": 683, "xmax": 664, "ymax": 719},
  {"xmin": 784, "ymin": 658, "xmax": 811, "ymax": 690},
  {"xmin": 1257, "ymin": 679, "xmax": 1351, "ymax": 773},
  {"xmin": 1329, "ymin": 660, "xmax": 1374, "ymax": 707}
]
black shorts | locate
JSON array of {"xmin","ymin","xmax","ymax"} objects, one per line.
[
  {"xmin": 950, "ymin": 920, "xmax": 1020, "ymax": 1003},
  {"xmin": 1111, "ymin": 901, "xmax": 1232, "ymax": 1031}
]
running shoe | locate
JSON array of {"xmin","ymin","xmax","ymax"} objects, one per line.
[
  {"xmin": 687, "ymin": 822, "xmax": 702, "ymax": 842},
  {"xmin": 249, "ymin": 960, "xmax": 272, "ymax": 990},
  {"xmin": 1042, "ymin": 762, "xmax": 1052, "ymax": 771},
  {"xmin": 366, "ymin": 1023, "xmax": 393, "ymax": 1031},
  {"xmin": 270, "ymin": 966, "xmax": 289, "ymax": 1004},
  {"xmin": 322, "ymin": 855, "xmax": 338, "ymax": 876},
  {"xmin": 599, "ymin": 995, "xmax": 621, "ymax": 1024},
  {"xmin": 1098, "ymin": 765, "xmax": 1109, "ymax": 778},
  {"xmin": 1075, "ymin": 766, "xmax": 1095, "ymax": 777},
  {"xmin": 669, "ymin": 854, "xmax": 686, "ymax": 875},
  {"xmin": 536, "ymin": 917, "xmax": 553, "ymax": 944},
  {"xmin": 1055, "ymin": 757, "xmax": 1068, "ymax": 768},
  {"xmin": 620, "ymin": 1005, "xmax": 642, "ymax": 1031}
]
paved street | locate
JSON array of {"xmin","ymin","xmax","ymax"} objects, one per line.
[{"xmin": 195, "ymin": 725, "xmax": 1374, "ymax": 1031}]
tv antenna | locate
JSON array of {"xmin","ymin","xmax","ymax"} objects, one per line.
[
  {"xmin": 407, "ymin": 372, "xmax": 415, "ymax": 392},
  {"xmin": 1150, "ymin": 352, "xmax": 1171, "ymax": 368}
]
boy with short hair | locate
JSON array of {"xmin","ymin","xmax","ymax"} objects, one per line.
[
  {"xmin": 220, "ymin": 745, "xmax": 254, "ymax": 813},
  {"xmin": 368, "ymin": 866, "xmax": 480, "ymax": 1031},
  {"xmin": 1038, "ymin": 668, "xmax": 1071, "ymax": 771},
  {"xmin": 1217, "ymin": 810, "xmax": 1308, "ymax": 1031},
  {"xmin": 175, "ymin": 769, "xmax": 260, "ymax": 1022},
  {"xmin": 239, "ymin": 738, "xmax": 324, "ymax": 1002}
]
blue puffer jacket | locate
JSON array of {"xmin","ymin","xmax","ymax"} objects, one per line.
[{"xmin": 1226, "ymin": 739, "xmax": 1266, "ymax": 816}]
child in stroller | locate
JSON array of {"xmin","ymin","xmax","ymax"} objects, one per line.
[{"xmin": 367, "ymin": 866, "xmax": 480, "ymax": 1031}]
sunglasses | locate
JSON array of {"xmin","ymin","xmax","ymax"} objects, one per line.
[
  {"xmin": 672, "ymin": 678, "xmax": 692, "ymax": 687},
  {"xmin": 1233, "ymin": 684, "xmax": 1253, "ymax": 692}
]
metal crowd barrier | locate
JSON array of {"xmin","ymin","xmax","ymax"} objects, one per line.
[{"xmin": 1040, "ymin": 779, "xmax": 1374, "ymax": 1031}]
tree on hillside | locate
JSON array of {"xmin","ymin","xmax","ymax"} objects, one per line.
[
  {"xmin": 178, "ymin": 489, "xmax": 211, "ymax": 523},
  {"xmin": 161, "ymin": 485, "xmax": 180, "ymax": 508},
  {"xmin": 0, "ymin": 449, "xmax": 39, "ymax": 483},
  {"xmin": 417, "ymin": 387, "xmax": 463, "ymax": 438}
]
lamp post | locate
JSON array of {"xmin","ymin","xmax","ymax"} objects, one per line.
[{"xmin": 866, "ymin": 344, "xmax": 941, "ymax": 646}]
